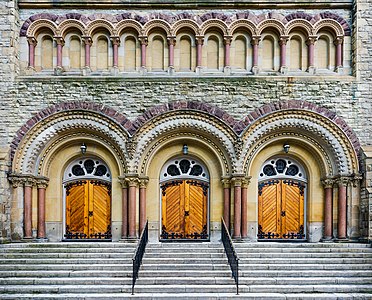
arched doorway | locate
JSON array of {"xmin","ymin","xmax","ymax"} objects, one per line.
[
  {"xmin": 257, "ymin": 157, "xmax": 307, "ymax": 240},
  {"xmin": 63, "ymin": 157, "xmax": 112, "ymax": 240},
  {"xmin": 160, "ymin": 157, "xmax": 209, "ymax": 240}
]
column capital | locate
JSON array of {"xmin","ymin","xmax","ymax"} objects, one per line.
[
  {"xmin": 351, "ymin": 173, "xmax": 363, "ymax": 187},
  {"xmin": 231, "ymin": 174, "xmax": 245, "ymax": 187},
  {"xmin": 123, "ymin": 174, "xmax": 140, "ymax": 187},
  {"xmin": 306, "ymin": 36, "xmax": 317, "ymax": 46},
  {"xmin": 167, "ymin": 36, "xmax": 176, "ymax": 46},
  {"xmin": 36, "ymin": 176, "xmax": 49, "ymax": 189},
  {"xmin": 321, "ymin": 177, "xmax": 335, "ymax": 188},
  {"xmin": 139, "ymin": 176, "xmax": 149, "ymax": 188},
  {"xmin": 251, "ymin": 35, "xmax": 261, "ymax": 45},
  {"xmin": 223, "ymin": 35, "xmax": 233, "ymax": 45},
  {"xmin": 279, "ymin": 36, "xmax": 289, "ymax": 45},
  {"xmin": 334, "ymin": 36, "xmax": 344, "ymax": 46},
  {"xmin": 110, "ymin": 36, "xmax": 121, "ymax": 46},
  {"xmin": 241, "ymin": 176, "xmax": 252, "ymax": 188},
  {"xmin": 196, "ymin": 36, "xmax": 204, "ymax": 45},
  {"xmin": 27, "ymin": 36, "xmax": 37, "ymax": 46},
  {"xmin": 54, "ymin": 36, "xmax": 65, "ymax": 46},
  {"xmin": 221, "ymin": 176, "xmax": 231, "ymax": 188},
  {"xmin": 82, "ymin": 36, "xmax": 93, "ymax": 46},
  {"xmin": 335, "ymin": 175, "xmax": 351, "ymax": 187},
  {"xmin": 118, "ymin": 176, "xmax": 128, "ymax": 188},
  {"xmin": 138, "ymin": 36, "xmax": 148, "ymax": 46},
  {"xmin": 8, "ymin": 173, "xmax": 36, "ymax": 187}
]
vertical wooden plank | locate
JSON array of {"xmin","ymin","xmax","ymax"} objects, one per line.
[
  {"xmin": 184, "ymin": 181, "xmax": 190, "ymax": 236},
  {"xmin": 280, "ymin": 180, "xmax": 285, "ymax": 237},
  {"xmin": 161, "ymin": 186, "xmax": 167, "ymax": 231},
  {"xmin": 86, "ymin": 181, "xmax": 93, "ymax": 236},
  {"xmin": 299, "ymin": 183, "xmax": 305, "ymax": 229}
]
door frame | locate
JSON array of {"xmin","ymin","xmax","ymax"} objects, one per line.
[
  {"xmin": 62, "ymin": 157, "xmax": 112, "ymax": 241},
  {"xmin": 257, "ymin": 157, "xmax": 307, "ymax": 241},
  {"xmin": 159, "ymin": 157, "xmax": 210, "ymax": 241}
]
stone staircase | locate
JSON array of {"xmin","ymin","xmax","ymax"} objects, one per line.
[{"xmin": 0, "ymin": 241, "xmax": 371, "ymax": 299}]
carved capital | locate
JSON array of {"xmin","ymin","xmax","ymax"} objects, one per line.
[
  {"xmin": 167, "ymin": 36, "xmax": 176, "ymax": 46},
  {"xmin": 110, "ymin": 36, "xmax": 120, "ymax": 46},
  {"xmin": 221, "ymin": 176, "xmax": 231, "ymax": 188},
  {"xmin": 36, "ymin": 176, "xmax": 49, "ymax": 189},
  {"xmin": 334, "ymin": 36, "xmax": 344, "ymax": 46},
  {"xmin": 196, "ymin": 36, "xmax": 204, "ymax": 45},
  {"xmin": 54, "ymin": 36, "xmax": 65, "ymax": 46},
  {"xmin": 251, "ymin": 36, "xmax": 261, "ymax": 46},
  {"xmin": 231, "ymin": 174, "xmax": 245, "ymax": 187},
  {"xmin": 8, "ymin": 173, "xmax": 25, "ymax": 188},
  {"xmin": 224, "ymin": 35, "xmax": 232, "ymax": 45},
  {"xmin": 351, "ymin": 173, "xmax": 363, "ymax": 187},
  {"xmin": 321, "ymin": 177, "xmax": 335, "ymax": 188},
  {"xmin": 241, "ymin": 176, "xmax": 252, "ymax": 188},
  {"xmin": 124, "ymin": 174, "xmax": 139, "ymax": 187},
  {"xmin": 336, "ymin": 175, "xmax": 350, "ymax": 187},
  {"xmin": 306, "ymin": 36, "xmax": 317, "ymax": 46},
  {"xmin": 27, "ymin": 36, "xmax": 37, "ymax": 47},
  {"xmin": 279, "ymin": 36, "xmax": 289, "ymax": 46},
  {"xmin": 118, "ymin": 176, "xmax": 128, "ymax": 188},
  {"xmin": 139, "ymin": 176, "xmax": 149, "ymax": 188},
  {"xmin": 138, "ymin": 36, "xmax": 148, "ymax": 46},
  {"xmin": 82, "ymin": 36, "xmax": 93, "ymax": 46}
]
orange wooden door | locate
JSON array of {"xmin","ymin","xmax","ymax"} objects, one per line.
[
  {"xmin": 258, "ymin": 180, "xmax": 305, "ymax": 239},
  {"xmin": 66, "ymin": 180, "xmax": 111, "ymax": 238},
  {"xmin": 161, "ymin": 180, "xmax": 208, "ymax": 239}
]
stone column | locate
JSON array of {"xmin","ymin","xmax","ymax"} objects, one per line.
[
  {"xmin": 306, "ymin": 36, "xmax": 317, "ymax": 74},
  {"xmin": 126, "ymin": 175, "xmax": 139, "ymax": 239},
  {"xmin": 54, "ymin": 36, "xmax": 65, "ymax": 75},
  {"xmin": 27, "ymin": 37, "xmax": 37, "ymax": 70},
  {"xmin": 139, "ymin": 176, "xmax": 149, "ymax": 235},
  {"xmin": 337, "ymin": 176, "xmax": 349, "ymax": 240},
  {"xmin": 139, "ymin": 36, "xmax": 148, "ymax": 74},
  {"xmin": 279, "ymin": 36, "xmax": 289, "ymax": 74},
  {"xmin": 83, "ymin": 36, "xmax": 92, "ymax": 74},
  {"xmin": 221, "ymin": 177, "xmax": 231, "ymax": 231},
  {"xmin": 196, "ymin": 36, "xmax": 204, "ymax": 74},
  {"xmin": 36, "ymin": 177, "xmax": 49, "ymax": 240},
  {"xmin": 224, "ymin": 36, "xmax": 232, "ymax": 74},
  {"xmin": 119, "ymin": 177, "xmax": 128, "ymax": 239},
  {"xmin": 321, "ymin": 178, "xmax": 334, "ymax": 241},
  {"xmin": 23, "ymin": 176, "xmax": 35, "ymax": 240},
  {"xmin": 8, "ymin": 174, "xmax": 26, "ymax": 241},
  {"xmin": 111, "ymin": 36, "xmax": 120, "ymax": 73},
  {"xmin": 167, "ymin": 36, "xmax": 176, "ymax": 74},
  {"xmin": 251, "ymin": 36, "xmax": 260, "ymax": 75},
  {"xmin": 232, "ymin": 176, "xmax": 243, "ymax": 239},
  {"xmin": 334, "ymin": 37, "xmax": 343, "ymax": 74},
  {"xmin": 241, "ymin": 176, "xmax": 251, "ymax": 239}
]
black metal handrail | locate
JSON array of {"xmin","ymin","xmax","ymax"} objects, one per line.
[
  {"xmin": 221, "ymin": 217, "xmax": 239, "ymax": 295},
  {"xmin": 132, "ymin": 220, "xmax": 148, "ymax": 295}
]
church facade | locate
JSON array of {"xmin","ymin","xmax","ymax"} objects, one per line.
[{"xmin": 0, "ymin": 0, "xmax": 371, "ymax": 244}]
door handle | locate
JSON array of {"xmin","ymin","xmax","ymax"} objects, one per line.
[
  {"xmin": 281, "ymin": 211, "xmax": 286, "ymax": 217},
  {"xmin": 88, "ymin": 211, "xmax": 93, "ymax": 217}
]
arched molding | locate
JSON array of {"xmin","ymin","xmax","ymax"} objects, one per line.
[
  {"xmin": 86, "ymin": 19, "xmax": 115, "ymax": 36},
  {"xmin": 240, "ymin": 110, "xmax": 358, "ymax": 176},
  {"xmin": 130, "ymin": 110, "xmax": 237, "ymax": 175},
  {"xmin": 116, "ymin": 19, "xmax": 143, "ymax": 36},
  {"xmin": 229, "ymin": 19, "xmax": 257, "ymax": 36},
  {"xmin": 143, "ymin": 19, "xmax": 171, "ymax": 36},
  {"xmin": 257, "ymin": 19, "xmax": 285, "ymax": 35},
  {"xmin": 200, "ymin": 19, "xmax": 228, "ymax": 36},
  {"xmin": 59, "ymin": 19, "xmax": 86, "ymax": 37},
  {"xmin": 138, "ymin": 131, "xmax": 232, "ymax": 178},
  {"xmin": 172, "ymin": 19, "xmax": 200, "ymax": 35},
  {"xmin": 10, "ymin": 102, "xmax": 131, "ymax": 162},
  {"xmin": 285, "ymin": 19, "xmax": 314, "ymax": 36},
  {"xmin": 26, "ymin": 19, "xmax": 58, "ymax": 37},
  {"xmin": 12, "ymin": 111, "xmax": 129, "ymax": 175},
  {"xmin": 314, "ymin": 19, "xmax": 345, "ymax": 37}
]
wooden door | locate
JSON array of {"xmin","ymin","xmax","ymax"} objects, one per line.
[
  {"xmin": 65, "ymin": 180, "xmax": 111, "ymax": 239},
  {"xmin": 161, "ymin": 180, "xmax": 208, "ymax": 239},
  {"xmin": 258, "ymin": 179, "xmax": 305, "ymax": 239}
]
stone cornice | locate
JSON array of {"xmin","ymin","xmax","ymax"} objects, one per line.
[{"xmin": 18, "ymin": 0, "xmax": 353, "ymax": 10}]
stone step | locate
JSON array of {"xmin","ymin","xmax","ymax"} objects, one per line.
[
  {"xmin": 233, "ymin": 243, "xmax": 371, "ymax": 248},
  {"xmin": 1, "ymin": 293, "xmax": 371, "ymax": 299},
  {"xmin": 0, "ymin": 258, "xmax": 137, "ymax": 264},
  {"xmin": 0, "ymin": 253, "xmax": 135, "ymax": 259},
  {"xmin": 0, "ymin": 264, "xmax": 132, "ymax": 271},
  {"xmin": 238, "ymin": 263, "xmax": 370, "ymax": 270},
  {"xmin": 0, "ymin": 248, "xmax": 136, "ymax": 254}
]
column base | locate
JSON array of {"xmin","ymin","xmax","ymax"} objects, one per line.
[
  {"xmin": 140, "ymin": 67, "xmax": 147, "ymax": 75},
  {"xmin": 120, "ymin": 237, "xmax": 138, "ymax": 243},
  {"xmin": 0, "ymin": 238, "xmax": 11, "ymax": 244},
  {"xmin": 335, "ymin": 66, "xmax": 344, "ymax": 75},
  {"xmin": 25, "ymin": 67, "xmax": 36, "ymax": 75},
  {"xmin": 224, "ymin": 66, "xmax": 231, "ymax": 75},
  {"xmin": 307, "ymin": 66, "xmax": 316, "ymax": 75},
  {"xmin": 36, "ymin": 238, "xmax": 49, "ymax": 242},
  {"xmin": 252, "ymin": 66, "xmax": 259, "ymax": 75},
  {"xmin": 82, "ymin": 67, "xmax": 91, "ymax": 76},
  {"xmin": 21, "ymin": 237, "xmax": 35, "ymax": 242},
  {"xmin": 196, "ymin": 66, "xmax": 203, "ymax": 75},
  {"xmin": 280, "ymin": 66, "xmax": 288, "ymax": 75},
  {"xmin": 54, "ymin": 66, "xmax": 63, "ymax": 76},
  {"xmin": 333, "ymin": 237, "xmax": 349, "ymax": 243},
  {"xmin": 320, "ymin": 237, "xmax": 334, "ymax": 242},
  {"xmin": 111, "ymin": 67, "xmax": 119, "ymax": 75},
  {"xmin": 168, "ymin": 66, "xmax": 175, "ymax": 76}
]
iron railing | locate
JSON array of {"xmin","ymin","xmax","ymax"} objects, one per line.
[
  {"xmin": 221, "ymin": 217, "xmax": 239, "ymax": 295},
  {"xmin": 132, "ymin": 220, "xmax": 148, "ymax": 295}
]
